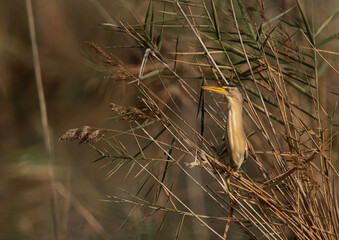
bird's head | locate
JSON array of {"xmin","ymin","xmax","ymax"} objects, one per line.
[{"xmin": 202, "ymin": 85, "xmax": 243, "ymax": 103}]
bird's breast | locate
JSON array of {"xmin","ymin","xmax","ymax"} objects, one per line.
[{"xmin": 227, "ymin": 104, "xmax": 246, "ymax": 163}]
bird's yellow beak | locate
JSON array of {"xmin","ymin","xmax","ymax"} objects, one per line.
[{"xmin": 201, "ymin": 86, "xmax": 229, "ymax": 93}]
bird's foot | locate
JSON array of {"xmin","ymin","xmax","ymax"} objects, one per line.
[{"xmin": 226, "ymin": 166, "xmax": 234, "ymax": 179}]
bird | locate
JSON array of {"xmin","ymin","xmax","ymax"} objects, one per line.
[{"xmin": 202, "ymin": 85, "xmax": 248, "ymax": 175}]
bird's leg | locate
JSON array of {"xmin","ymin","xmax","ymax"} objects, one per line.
[
  {"xmin": 225, "ymin": 166, "xmax": 233, "ymax": 184},
  {"xmin": 225, "ymin": 166, "xmax": 233, "ymax": 196},
  {"xmin": 225, "ymin": 167, "xmax": 238, "ymax": 207}
]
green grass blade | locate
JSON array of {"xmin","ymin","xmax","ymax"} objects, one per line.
[
  {"xmin": 134, "ymin": 127, "xmax": 168, "ymax": 158},
  {"xmin": 197, "ymin": 80, "xmax": 205, "ymax": 136},
  {"xmin": 261, "ymin": 24, "xmax": 279, "ymax": 49},
  {"xmin": 284, "ymin": 78, "xmax": 313, "ymax": 98},
  {"xmin": 211, "ymin": 0, "xmax": 220, "ymax": 40},
  {"xmin": 90, "ymin": 144, "xmax": 105, "ymax": 157},
  {"xmin": 296, "ymin": 0, "xmax": 314, "ymax": 44},
  {"xmin": 144, "ymin": 1, "xmax": 152, "ymax": 31},
  {"xmin": 156, "ymin": 4, "xmax": 166, "ymax": 50},
  {"xmin": 156, "ymin": 137, "xmax": 177, "ymax": 199},
  {"xmin": 280, "ymin": 18, "xmax": 304, "ymax": 31},
  {"xmin": 263, "ymin": 6, "xmax": 294, "ymax": 26},
  {"xmin": 156, "ymin": 0, "xmax": 204, "ymax": 8},
  {"xmin": 251, "ymin": 102, "xmax": 284, "ymax": 125},
  {"xmin": 242, "ymin": 84, "xmax": 278, "ymax": 107},
  {"xmin": 315, "ymin": 8, "xmax": 339, "ymax": 36},
  {"xmin": 317, "ymin": 32, "xmax": 339, "ymax": 47},
  {"xmin": 140, "ymin": 68, "xmax": 167, "ymax": 81},
  {"xmin": 150, "ymin": 1, "xmax": 155, "ymax": 42},
  {"xmin": 236, "ymin": 0, "xmax": 256, "ymax": 39}
]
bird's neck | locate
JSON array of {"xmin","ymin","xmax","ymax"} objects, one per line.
[
  {"xmin": 227, "ymin": 100, "xmax": 244, "ymax": 134},
  {"xmin": 227, "ymin": 100, "xmax": 243, "ymax": 120}
]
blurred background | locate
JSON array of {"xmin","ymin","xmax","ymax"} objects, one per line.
[
  {"xmin": 0, "ymin": 0, "xmax": 337, "ymax": 239},
  {"xmin": 0, "ymin": 1, "xmax": 147, "ymax": 239}
]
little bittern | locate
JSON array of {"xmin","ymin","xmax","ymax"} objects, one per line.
[{"xmin": 202, "ymin": 85, "xmax": 248, "ymax": 173}]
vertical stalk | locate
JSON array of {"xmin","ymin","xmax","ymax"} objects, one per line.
[
  {"xmin": 25, "ymin": 1, "xmax": 59, "ymax": 239},
  {"xmin": 314, "ymin": 44, "xmax": 321, "ymax": 133}
]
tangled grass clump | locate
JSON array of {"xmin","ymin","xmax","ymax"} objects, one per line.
[{"xmin": 62, "ymin": 1, "xmax": 338, "ymax": 239}]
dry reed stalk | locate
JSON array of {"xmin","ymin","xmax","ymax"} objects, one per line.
[{"xmin": 26, "ymin": 1, "xmax": 59, "ymax": 239}]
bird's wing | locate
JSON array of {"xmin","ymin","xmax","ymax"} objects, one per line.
[
  {"xmin": 215, "ymin": 137, "xmax": 227, "ymax": 157},
  {"xmin": 243, "ymin": 137, "xmax": 248, "ymax": 162},
  {"xmin": 215, "ymin": 134, "xmax": 232, "ymax": 166}
]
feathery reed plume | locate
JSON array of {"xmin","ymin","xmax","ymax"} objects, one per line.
[
  {"xmin": 86, "ymin": 41, "xmax": 134, "ymax": 81},
  {"xmin": 59, "ymin": 126, "xmax": 105, "ymax": 144},
  {"xmin": 110, "ymin": 98, "xmax": 169, "ymax": 125}
]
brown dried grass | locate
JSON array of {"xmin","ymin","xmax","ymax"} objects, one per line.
[{"xmin": 61, "ymin": 1, "xmax": 338, "ymax": 239}]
